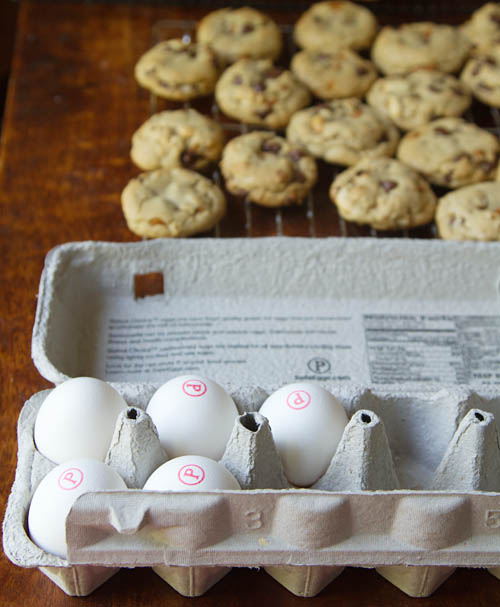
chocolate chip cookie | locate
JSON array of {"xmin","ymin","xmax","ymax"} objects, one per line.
[
  {"xmin": 286, "ymin": 99, "xmax": 399, "ymax": 166},
  {"xmin": 220, "ymin": 131, "xmax": 317, "ymax": 207},
  {"xmin": 397, "ymin": 118, "xmax": 500, "ymax": 188},
  {"xmin": 367, "ymin": 70, "xmax": 471, "ymax": 131},
  {"xmin": 330, "ymin": 157, "xmax": 437, "ymax": 230},
  {"xmin": 197, "ymin": 7, "xmax": 282, "ymax": 64},
  {"xmin": 131, "ymin": 109, "xmax": 224, "ymax": 171},
  {"xmin": 294, "ymin": 1, "xmax": 378, "ymax": 52},
  {"xmin": 436, "ymin": 182, "xmax": 500, "ymax": 240},
  {"xmin": 461, "ymin": 3, "xmax": 500, "ymax": 51},
  {"xmin": 291, "ymin": 48, "xmax": 377, "ymax": 100},
  {"xmin": 372, "ymin": 22, "xmax": 472, "ymax": 75},
  {"xmin": 215, "ymin": 58, "xmax": 311, "ymax": 129},
  {"xmin": 121, "ymin": 168, "xmax": 226, "ymax": 238},
  {"xmin": 461, "ymin": 44, "xmax": 500, "ymax": 107},
  {"xmin": 135, "ymin": 39, "xmax": 219, "ymax": 100}
]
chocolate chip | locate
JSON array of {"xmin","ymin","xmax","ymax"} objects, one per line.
[
  {"xmin": 253, "ymin": 82, "xmax": 266, "ymax": 92},
  {"xmin": 380, "ymin": 180, "xmax": 397, "ymax": 192},
  {"xmin": 451, "ymin": 86, "xmax": 466, "ymax": 96},
  {"xmin": 485, "ymin": 56, "xmax": 497, "ymax": 66},
  {"xmin": 377, "ymin": 132, "xmax": 389, "ymax": 144},
  {"xmin": 490, "ymin": 13, "xmax": 500, "ymax": 25},
  {"xmin": 181, "ymin": 150, "xmax": 200, "ymax": 168},
  {"xmin": 355, "ymin": 170, "xmax": 367, "ymax": 176},
  {"xmin": 292, "ymin": 169, "xmax": 307, "ymax": 183},
  {"xmin": 288, "ymin": 149, "xmax": 305, "ymax": 162},
  {"xmin": 429, "ymin": 83, "xmax": 443, "ymax": 93},
  {"xmin": 265, "ymin": 67, "xmax": 284, "ymax": 79},
  {"xmin": 261, "ymin": 140, "xmax": 281, "ymax": 154},
  {"xmin": 472, "ymin": 63, "xmax": 483, "ymax": 77},
  {"xmin": 232, "ymin": 75, "xmax": 243, "ymax": 85},
  {"xmin": 256, "ymin": 108, "xmax": 271, "ymax": 119},
  {"xmin": 478, "ymin": 82, "xmax": 494, "ymax": 90},
  {"xmin": 480, "ymin": 160, "xmax": 497, "ymax": 173},
  {"xmin": 356, "ymin": 66, "xmax": 370, "ymax": 76},
  {"xmin": 434, "ymin": 127, "xmax": 451, "ymax": 135},
  {"xmin": 242, "ymin": 23, "xmax": 255, "ymax": 34}
]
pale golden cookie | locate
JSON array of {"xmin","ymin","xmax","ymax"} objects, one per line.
[
  {"xmin": 291, "ymin": 48, "xmax": 377, "ymax": 100},
  {"xmin": 294, "ymin": 1, "xmax": 377, "ymax": 52},
  {"xmin": 286, "ymin": 99, "xmax": 399, "ymax": 166},
  {"xmin": 461, "ymin": 44, "xmax": 500, "ymax": 107},
  {"xmin": 372, "ymin": 22, "xmax": 472, "ymax": 75},
  {"xmin": 131, "ymin": 109, "xmax": 224, "ymax": 171},
  {"xmin": 397, "ymin": 118, "xmax": 500, "ymax": 188},
  {"xmin": 367, "ymin": 70, "xmax": 471, "ymax": 131},
  {"xmin": 121, "ymin": 168, "xmax": 226, "ymax": 238},
  {"xmin": 436, "ymin": 182, "xmax": 500, "ymax": 240},
  {"xmin": 220, "ymin": 131, "xmax": 317, "ymax": 207},
  {"xmin": 330, "ymin": 157, "xmax": 437, "ymax": 230},
  {"xmin": 135, "ymin": 39, "xmax": 219, "ymax": 100},
  {"xmin": 197, "ymin": 7, "xmax": 282, "ymax": 64},
  {"xmin": 461, "ymin": 3, "xmax": 500, "ymax": 51},
  {"xmin": 215, "ymin": 58, "xmax": 311, "ymax": 129}
]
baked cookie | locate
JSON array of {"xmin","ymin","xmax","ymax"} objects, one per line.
[
  {"xmin": 286, "ymin": 99, "xmax": 399, "ymax": 166},
  {"xmin": 397, "ymin": 118, "xmax": 500, "ymax": 188},
  {"xmin": 220, "ymin": 131, "xmax": 317, "ymax": 207},
  {"xmin": 367, "ymin": 70, "xmax": 471, "ymax": 131},
  {"xmin": 461, "ymin": 3, "xmax": 500, "ymax": 51},
  {"xmin": 372, "ymin": 22, "xmax": 472, "ymax": 75},
  {"xmin": 329, "ymin": 157, "xmax": 437, "ymax": 230},
  {"xmin": 291, "ymin": 48, "xmax": 377, "ymax": 99},
  {"xmin": 461, "ymin": 44, "xmax": 500, "ymax": 107},
  {"xmin": 121, "ymin": 168, "xmax": 226, "ymax": 238},
  {"xmin": 215, "ymin": 59, "xmax": 311, "ymax": 129},
  {"xmin": 131, "ymin": 109, "xmax": 224, "ymax": 171},
  {"xmin": 134, "ymin": 39, "xmax": 219, "ymax": 100},
  {"xmin": 197, "ymin": 7, "xmax": 282, "ymax": 64},
  {"xmin": 294, "ymin": 1, "xmax": 377, "ymax": 52},
  {"xmin": 436, "ymin": 182, "xmax": 500, "ymax": 240}
]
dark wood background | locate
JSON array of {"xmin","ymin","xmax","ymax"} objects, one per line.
[{"xmin": 1, "ymin": 2, "xmax": 500, "ymax": 606}]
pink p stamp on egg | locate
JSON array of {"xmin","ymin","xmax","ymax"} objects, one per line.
[
  {"xmin": 58, "ymin": 468, "xmax": 84, "ymax": 491},
  {"xmin": 182, "ymin": 379, "xmax": 207, "ymax": 397},
  {"xmin": 286, "ymin": 390, "xmax": 311, "ymax": 410},
  {"xmin": 178, "ymin": 464, "xmax": 206, "ymax": 486}
]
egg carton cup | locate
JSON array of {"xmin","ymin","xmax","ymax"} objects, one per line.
[{"xmin": 4, "ymin": 238, "xmax": 500, "ymax": 598}]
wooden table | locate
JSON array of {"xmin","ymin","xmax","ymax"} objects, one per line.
[{"xmin": 1, "ymin": 2, "xmax": 499, "ymax": 605}]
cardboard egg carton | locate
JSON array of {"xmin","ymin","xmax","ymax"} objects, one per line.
[{"xmin": 3, "ymin": 238, "xmax": 500, "ymax": 598}]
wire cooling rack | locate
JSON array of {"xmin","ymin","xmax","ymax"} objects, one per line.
[{"xmin": 141, "ymin": 12, "xmax": 500, "ymax": 239}]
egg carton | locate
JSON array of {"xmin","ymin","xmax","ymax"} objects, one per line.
[{"xmin": 4, "ymin": 237, "xmax": 500, "ymax": 598}]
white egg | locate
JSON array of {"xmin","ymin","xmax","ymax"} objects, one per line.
[
  {"xmin": 27, "ymin": 459, "xmax": 127, "ymax": 558},
  {"xmin": 259, "ymin": 383, "xmax": 348, "ymax": 487},
  {"xmin": 146, "ymin": 375, "xmax": 238, "ymax": 460},
  {"xmin": 143, "ymin": 455, "xmax": 240, "ymax": 491},
  {"xmin": 34, "ymin": 377, "xmax": 128, "ymax": 464}
]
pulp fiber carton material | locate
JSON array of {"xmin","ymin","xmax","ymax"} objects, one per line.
[{"xmin": 4, "ymin": 238, "xmax": 500, "ymax": 599}]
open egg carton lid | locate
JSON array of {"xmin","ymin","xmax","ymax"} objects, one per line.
[{"xmin": 4, "ymin": 237, "xmax": 500, "ymax": 599}]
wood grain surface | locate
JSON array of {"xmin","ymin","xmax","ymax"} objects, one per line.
[{"xmin": 1, "ymin": 2, "xmax": 499, "ymax": 606}]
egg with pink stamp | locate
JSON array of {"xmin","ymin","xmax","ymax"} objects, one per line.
[
  {"xmin": 259, "ymin": 382, "xmax": 348, "ymax": 487},
  {"xmin": 143, "ymin": 455, "xmax": 240, "ymax": 491}
]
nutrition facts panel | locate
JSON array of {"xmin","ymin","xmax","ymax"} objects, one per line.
[
  {"xmin": 364, "ymin": 315, "xmax": 500, "ymax": 385},
  {"xmin": 98, "ymin": 293, "xmax": 500, "ymax": 388}
]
